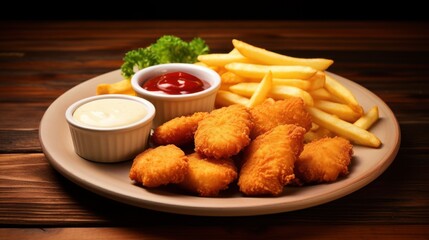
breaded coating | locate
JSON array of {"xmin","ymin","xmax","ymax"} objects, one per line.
[
  {"xmin": 249, "ymin": 97, "xmax": 312, "ymax": 139},
  {"xmin": 238, "ymin": 124, "xmax": 306, "ymax": 196},
  {"xmin": 295, "ymin": 136, "xmax": 353, "ymax": 183},
  {"xmin": 194, "ymin": 104, "xmax": 252, "ymax": 159},
  {"xmin": 129, "ymin": 144, "xmax": 188, "ymax": 188},
  {"xmin": 152, "ymin": 112, "xmax": 209, "ymax": 146},
  {"xmin": 179, "ymin": 152, "xmax": 237, "ymax": 197}
]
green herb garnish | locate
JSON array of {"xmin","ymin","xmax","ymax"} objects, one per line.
[{"xmin": 121, "ymin": 35, "xmax": 209, "ymax": 79}]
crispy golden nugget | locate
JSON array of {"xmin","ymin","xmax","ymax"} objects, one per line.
[
  {"xmin": 238, "ymin": 124, "xmax": 306, "ymax": 196},
  {"xmin": 129, "ymin": 145, "xmax": 188, "ymax": 188},
  {"xmin": 152, "ymin": 112, "xmax": 209, "ymax": 146},
  {"xmin": 179, "ymin": 152, "xmax": 237, "ymax": 197},
  {"xmin": 249, "ymin": 97, "xmax": 312, "ymax": 139},
  {"xmin": 194, "ymin": 104, "xmax": 252, "ymax": 159},
  {"xmin": 296, "ymin": 136, "xmax": 353, "ymax": 183}
]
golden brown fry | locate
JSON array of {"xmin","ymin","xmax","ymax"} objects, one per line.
[
  {"xmin": 179, "ymin": 152, "xmax": 237, "ymax": 197},
  {"xmin": 307, "ymin": 107, "xmax": 381, "ymax": 148},
  {"xmin": 195, "ymin": 104, "xmax": 253, "ymax": 159},
  {"xmin": 229, "ymin": 82, "xmax": 262, "ymax": 97},
  {"xmin": 229, "ymin": 48, "xmax": 240, "ymax": 55},
  {"xmin": 129, "ymin": 145, "xmax": 188, "ymax": 188},
  {"xmin": 273, "ymin": 78, "xmax": 311, "ymax": 90},
  {"xmin": 247, "ymin": 71, "xmax": 273, "ymax": 108},
  {"xmin": 270, "ymin": 85, "xmax": 314, "ymax": 106},
  {"xmin": 219, "ymin": 83, "xmax": 234, "ymax": 91},
  {"xmin": 216, "ymin": 67, "xmax": 228, "ymax": 76},
  {"xmin": 304, "ymin": 127, "xmax": 334, "ymax": 143},
  {"xmin": 232, "ymin": 39, "xmax": 334, "ymax": 71},
  {"xmin": 295, "ymin": 137, "xmax": 353, "ymax": 183},
  {"xmin": 152, "ymin": 112, "xmax": 209, "ymax": 146},
  {"xmin": 314, "ymin": 100, "xmax": 362, "ymax": 122},
  {"xmin": 221, "ymin": 71, "xmax": 247, "ymax": 85},
  {"xmin": 198, "ymin": 53, "xmax": 253, "ymax": 67},
  {"xmin": 230, "ymin": 82, "xmax": 314, "ymax": 106},
  {"xmin": 225, "ymin": 62, "xmax": 317, "ymax": 79},
  {"xmin": 249, "ymin": 97, "xmax": 312, "ymax": 139},
  {"xmin": 353, "ymin": 106, "xmax": 379, "ymax": 130},
  {"xmin": 307, "ymin": 71, "xmax": 326, "ymax": 91},
  {"xmin": 310, "ymin": 88, "xmax": 337, "ymax": 101},
  {"xmin": 215, "ymin": 90, "xmax": 250, "ymax": 107},
  {"xmin": 96, "ymin": 79, "xmax": 136, "ymax": 95},
  {"xmin": 272, "ymin": 75, "xmax": 324, "ymax": 91},
  {"xmin": 238, "ymin": 124, "xmax": 306, "ymax": 196},
  {"xmin": 325, "ymin": 75, "xmax": 363, "ymax": 115}
]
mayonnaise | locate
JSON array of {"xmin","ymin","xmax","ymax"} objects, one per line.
[{"xmin": 73, "ymin": 98, "xmax": 147, "ymax": 128}]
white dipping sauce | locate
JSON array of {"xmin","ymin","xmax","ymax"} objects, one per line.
[{"xmin": 73, "ymin": 98, "xmax": 147, "ymax": 128}]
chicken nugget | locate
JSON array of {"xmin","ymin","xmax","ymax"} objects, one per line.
[
  {"xmin": 129, "ymin": 144, "xmax": 188, "ymax": 187},
  {"xmin": 195, "ymin": 104, "xmax": 252, "ymax": 159},
  {"xmin": 295, "ymin": 136, "xmax": 353, "ymax": 183},
  {"xmin": 179, "ymin": 152, "xmax": 237, "ymax": 197},
  {"xmin": 238, "ymin": 124, "xmax": 306, "ymax": 196},
  {"xmin": 249, "ymin": 97, "xmax": 312, "ymax": 139},
  {"xmin": 152, "ymin": 112, "xmax": 209, "ymax": 146}
]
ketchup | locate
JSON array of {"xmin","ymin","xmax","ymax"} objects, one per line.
[{"xmin": 142, "ymin": 72, "xmax": 209, "ymax": 95}]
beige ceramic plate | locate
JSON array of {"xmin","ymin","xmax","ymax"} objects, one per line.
[{"xmin": 39, "ymin": 70, "xmax": 400, "ymax": 216}]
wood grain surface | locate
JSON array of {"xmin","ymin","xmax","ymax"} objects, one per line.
[{"xmin": 0, "ymin": 21, "xmax": 428, "ymax": 239}]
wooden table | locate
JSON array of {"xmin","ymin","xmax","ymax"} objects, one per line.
[{"xmin": 1, "ymin": 21, "xmax": 428, "ymax": 239}]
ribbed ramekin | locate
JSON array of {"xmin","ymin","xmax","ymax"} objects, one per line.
[
  {"xmin": 65, "ymin": 94, "xmax": 155, "ymax": 163},
  {"xmin": 131, "ymin": 63, "xmax": 220, "ymax": 127}
]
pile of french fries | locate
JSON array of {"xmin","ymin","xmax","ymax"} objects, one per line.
[{"xmin": 196, "ymin": 39, "xmax": 381, "ymax": 148}]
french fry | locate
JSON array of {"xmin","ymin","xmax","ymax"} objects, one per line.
[
  {"xmin": 197, "ymin": 53, "xmax": 253, "ymax": 67},
  {"xmin": 273, "ymin": 78, "xmax": 311, "ymax": 90},
  {"xmin": 304, "ymin": 131, "xmax": 319, "ymax": 143},
  {"xmin": 230, "ymin": 83, "xmax": 314, "ymax": 106},
  {"xmin": 221, "ymin": 71, "xmax": 247, "ymax": 85},
  {"xmin": 307, "ymin": 71, "xmax": 326, "ymax": 91},
  {"xmin": 219, "ymin": 83, "xmax": 233, "ymax": 91},
  {"xmin": 215, "ymin": 90, "xmax": 250, "ymax": 107},
  {"xmin": 232, "ymin": 39, "xmax": 334, "ymax": 71},
  {"xmin": 307, "ymin": 107, "xmax": 381, "ymax": 148},
  {"xmin": 325, "ymin": 75, "xmax": 363, "ymax": 115},
  {"xmin": 270, "ymin": 85, "xmax": 314, "ymax": 106},
  {"xmin": 247, "ymin": 71, "xmax": 273, "ymax": 107},
  {"xmin": 219, "ymin": 71, "xmax": 247, "ymax": 90},
  {"xmin": 273, "ymin": 72, "xmax": 324, "ymax": 91},
  {"xmin": 225, "ymin": 62, "xmax": 317, "ymax": 79},
  {"xmin": 310, "ymin": 122, "xmax": 319, "ymax": 131},
  {"xmin": 354, "ymin": 106, "xmax": 379, "ymax": 130},
  {"xmin": 304, "ymin": 127, "xmax": 333, "ymax": 143},
  {"xmin": 310, "ymin": 88, "xmax": 342, "ymax": 102},
  {"xmin": 314, "ymin": 100, "xmax": 362, "ymax": 122},
  {"xmin": 229, "ymin": 48, "xmax": 241, "ymax": 55},
  {"xmin": 229, "ymin": 82, "xmax": 257, "ymax": 97},
  {"xmin": 310, "ymin": 88, "xmax": 333, "ymax": 100},
  {"xmin": 195, "ymin": 61, "xmax": 220, "ymax": 72},
  {"xmin": 216, "ymin": 67, "xmax": 228, "ymax": 76},
  {"xmin": 96, "ymin": 79, "xmax": 135, "ymax": 95}
]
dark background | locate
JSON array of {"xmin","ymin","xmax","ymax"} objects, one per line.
[{"xmin": 3, "ymin": 1, "xmax": 428, "ymax": 21}]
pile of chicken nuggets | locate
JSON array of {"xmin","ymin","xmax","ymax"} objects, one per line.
[{"xmin": 129, "ymin": 97, "xmax": 353, "ymax": 197}]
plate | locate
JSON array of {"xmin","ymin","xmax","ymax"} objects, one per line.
[{"xmin": 39, "ymin": 70, "xmax": 400, "ymax": 216}]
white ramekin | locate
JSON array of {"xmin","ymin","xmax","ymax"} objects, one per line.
[
  {"xmin": 131, "ymin": 63, "xmax": 221, "ymax": 127},
  {"xmin": 65, "ymin": 94, "xmax": 155, "ymax": 163}
]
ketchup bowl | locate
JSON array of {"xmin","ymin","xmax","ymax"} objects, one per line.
[
  {"xmin": 131, "ymin": 63, "xmax": 221, "ymax": 127},
  {"xmin": 65, "ymin": 94, "xmax": 155, "ymax": 163}
]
